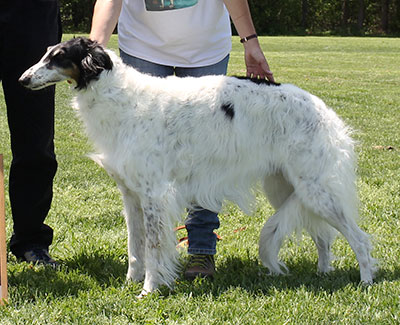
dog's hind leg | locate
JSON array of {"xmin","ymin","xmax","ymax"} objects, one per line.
[
  {"xmin": 259, "ymin": 192, "xmax": 303, "ymax": 275},
  {"xmin": 303, "ymin": 215, "xmax": 337, "ymax": 274},
  {"xmin": 259, "ymin": 174, "xmax": 296, "ymax": 274},
  {"xmin": 263, "ymin": 175, "xmax": 337, "ymax": 274},
  {"xmin": 263, "ymin": 174, "xmax": 294, "ymax": 210},
  {"xmin": 119, "ymin": 187, "xmax": 146, "ymax": 282},
  {"xmin": 295, "ymin": 180, "xmax": 375, "ymax": 284}
]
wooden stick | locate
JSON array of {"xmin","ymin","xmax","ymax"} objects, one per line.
[{"xmin": 0, "ymin": 154, "xmax": 8, "ymax": 304}]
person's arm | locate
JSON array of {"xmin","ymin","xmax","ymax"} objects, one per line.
[
  {"xmin": 90, "ymin": 0, "xmax": 123, "ymax": 47},
  {"xmin": 223, "ymin": 0, "xmax": 275, "ymax": 82}
]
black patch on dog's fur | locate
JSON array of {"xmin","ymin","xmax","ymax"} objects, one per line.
[
  {"xmin": 221, "ymin": 103, "xmax": 235, "ymax": 120},
  {"xmin": 233, "ymin": 76, "xmax": 281, "ymax": 86}
]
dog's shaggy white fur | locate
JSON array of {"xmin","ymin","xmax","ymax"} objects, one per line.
[{"xmin": 20, "ymin": 38, "xmax": 376, "ymax": 296}]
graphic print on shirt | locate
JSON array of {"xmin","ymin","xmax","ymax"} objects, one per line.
[{"xmin": 145, "ymin": 0, "xmax": 198, "ymax": 11}]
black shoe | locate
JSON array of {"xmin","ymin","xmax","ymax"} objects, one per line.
[
  {"xmin": 184, "ymin": 254, "xmax": 215, "ymax": 280},
  {"xmin": 21, "ymin": 247, "xmax": 58, "ymax": 268}
]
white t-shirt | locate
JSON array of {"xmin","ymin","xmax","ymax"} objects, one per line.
[{"xmin": 118, "ymin": 0, "xmax": 232, "ymax": 67}]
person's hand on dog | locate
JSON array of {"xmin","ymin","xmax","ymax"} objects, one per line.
[{"xmin": 244, "ymin": 40, "xmax": 275, "ymax": 82}]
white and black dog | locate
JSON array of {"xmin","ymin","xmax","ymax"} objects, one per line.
[{"xmin": 20, "ymin": 37, "xmax": 376, "ymax": 296}]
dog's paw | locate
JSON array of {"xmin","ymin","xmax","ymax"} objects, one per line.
[
  {"xmin": 136, "ymin": 289, "xmax": 150, "ymax": 299},
  {"xmin": 360, "ymin": 275, "xmax": 374, "ymax": 286},
  {"xmin": 317, "ymin": 265, "xmax": 335, "ymax": 274},
  {"xmin": 126, "ymin": 267, "xmax": 145, "ymax": 282},
  {"xmin": 261, "ymin": 259, "xmax": 289, "ymax": 276},
  {"xmin": 360, "ymin": 279, "xmax": 374, "ymax": 287},
  {"xmin": 360, "ymin": 265, "xmax": 375, "ymax": 285}
]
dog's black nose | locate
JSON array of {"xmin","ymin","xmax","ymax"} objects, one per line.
[{"xmin": 18, "ymin": 75, "xmax": 31, "ymax": 86}]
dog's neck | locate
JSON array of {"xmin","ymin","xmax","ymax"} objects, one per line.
[{"xmin": 72, "ymin": 54, "xmax": 143, "ymax": 152}]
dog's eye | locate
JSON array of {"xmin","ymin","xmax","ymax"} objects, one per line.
[
  {"xmin": 48, "ymin": 50, "xmax": 74, "ymax": 69},
  {"xmin": 52, "ymin": 50, "xmax": 65, "ymax": 61}
]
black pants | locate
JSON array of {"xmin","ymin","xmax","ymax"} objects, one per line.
[{"xmin": 0, "ymin": 0, "xmax": 62, "ymax": 257}]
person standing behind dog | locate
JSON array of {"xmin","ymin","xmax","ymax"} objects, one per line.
[
  {"xmin": 90, "ymin": 0, "xmax": 274, "ymax": 280},
  {"xmin": 0, "ymin": 0, "xmax": 62, "ymax": 265}
]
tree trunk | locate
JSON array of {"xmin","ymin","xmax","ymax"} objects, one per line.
[
  {"xmin": 302, "ymin": 0, "xmax": 308, "ymax": 29},
  {"xmin": 357, "ymin": 0, "xmax": 365, "ymax": 31},
  {"xmin": 342, "ymin": 0, "xmax": 350, "ymax": 28},
  {"xmin": 381, "ymin": 0, "xmax": 390, "ymax": 33}
]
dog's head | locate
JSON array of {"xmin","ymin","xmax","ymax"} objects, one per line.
[{"xmin": 19, "ymin": 37, "xmax": 113, "ymax": 90}]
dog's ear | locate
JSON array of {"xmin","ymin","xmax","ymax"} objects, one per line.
[
  {"xmin": 76, "ymin": 40, "xmax": 113, "ymax": 89},
  {"xmin": 81, "ymin": 53, "xmax": 96, "ymax": 74},
  {"xmin": 80, "ymin": 46, "xmax": 113, "ymax": 75},
  {"xmin": 90, "ymin": 46, "xmax": 113, "ymax": 71}
]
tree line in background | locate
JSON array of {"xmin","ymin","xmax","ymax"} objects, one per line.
[{"xmin": 60, "ymin": 0, "xmax": 400, "ymax": 35}]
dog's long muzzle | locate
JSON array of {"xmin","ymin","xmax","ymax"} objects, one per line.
[{"xmin": 18, "ymin": 63, "xmax": 59, "ymax": 90}]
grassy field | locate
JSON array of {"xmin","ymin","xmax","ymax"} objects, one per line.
[{"xmin": 0, "ymin": 35, "xmax": 399, "ymax": 324}]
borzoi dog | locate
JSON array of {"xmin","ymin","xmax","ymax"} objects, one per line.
[{"xmin": 20, "ymin": 37, "xmax": 376, "ymax": 296}]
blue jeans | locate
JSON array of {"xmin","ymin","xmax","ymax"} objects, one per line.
[{"xmin": 120, "ymin": 49, "xmax": 228, "ymax": 255}]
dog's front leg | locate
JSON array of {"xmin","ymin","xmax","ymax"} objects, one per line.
[
  {"xmin": 140, "ymin": 196, "xmax": 178, "ymax": 296},
  {"xmin": 120, "ymin": 188, "xmax": 146, "ymax": 282}
]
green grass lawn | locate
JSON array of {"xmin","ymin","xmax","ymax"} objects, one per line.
[{"xmin": 0, "ymin": 35, "xmax": 399, "ymax": 324}]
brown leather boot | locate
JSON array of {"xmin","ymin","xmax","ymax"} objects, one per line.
[{"xmin": 184, "ymin": 254, "xmax": 215, "ymax": 280}]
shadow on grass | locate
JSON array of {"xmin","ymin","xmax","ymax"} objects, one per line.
[
  {"xmin": 7, "ymin": 252, "xmax": 399, "ymax": 300},
  {"xmin": 62, "ymin": 250, "xmax": 127, "ymax": 286},
  {"xmin": 173, "ymin": 256, "xmax": 400, "ymax": 297},
  {"xmin": 7, "ymin": 250, "xmax": 127, "ymax": 300}
]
